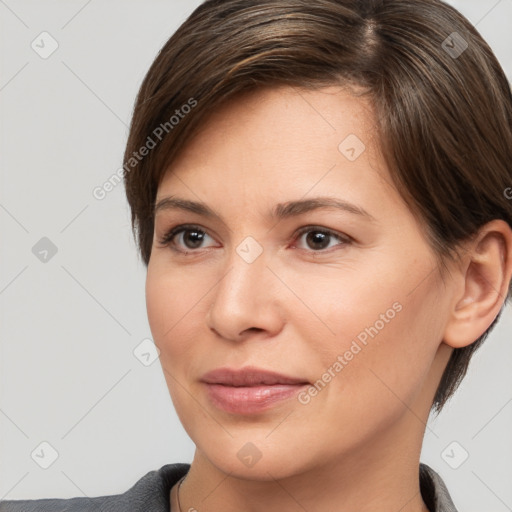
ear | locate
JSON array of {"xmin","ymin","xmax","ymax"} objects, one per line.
[{"xmin": 443, "ymin": 219, "xmax": 512, "ymax": 349}]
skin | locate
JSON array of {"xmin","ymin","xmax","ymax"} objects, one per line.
[{"xmin": 145, "ymin": 84, "xmax": 512, "ymax": 512}]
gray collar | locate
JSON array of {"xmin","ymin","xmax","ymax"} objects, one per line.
[{"xmin": 420, "ymin": 462, "xmax": 459, "ymax": 512}]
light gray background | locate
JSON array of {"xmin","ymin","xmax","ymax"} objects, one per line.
[{"xmin": 1, "ymin": 1, "xmax": 511, "ymax": 510}]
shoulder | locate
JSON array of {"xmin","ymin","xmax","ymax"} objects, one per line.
[
  {"xmin": 0, "ymin": 463, "xmax": 190, "ymax": 512},
  {"xmin": 420, "ymin": 462, "xmax": 459, "ymax": 512}
]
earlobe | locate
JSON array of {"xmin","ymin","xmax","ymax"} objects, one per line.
[{"xmin": 443, "ymin": 220, "xmax": 512, "ymax": 349}]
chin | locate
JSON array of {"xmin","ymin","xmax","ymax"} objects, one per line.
[{"xmin": 195, "ymin": 437, "xmax": 314, "ymax": 482}]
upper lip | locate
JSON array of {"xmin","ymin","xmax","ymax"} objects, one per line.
[{"xmin": 201, "ymin": 366, "xmax": 309, "ymax": 387}]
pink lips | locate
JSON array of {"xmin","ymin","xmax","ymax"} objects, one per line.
[{"xmin": 201, "ymin": 366, "xmax": 309, "ymax": 415}]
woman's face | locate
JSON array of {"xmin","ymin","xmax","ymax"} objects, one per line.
[{"xmin": 146, "ymin": 85, "xmax": 454, "ymax": 479}]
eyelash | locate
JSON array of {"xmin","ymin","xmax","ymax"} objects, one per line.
[{"xmin": 157, "ymin": 223, "xmax": 352, "ymax": 255}]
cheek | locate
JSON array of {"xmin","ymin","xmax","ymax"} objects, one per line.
[
  {"xmin": 281, "ymin": 265, "xmax": 401, "ymax": 352},
  {"xmin": 146, "ymin": 263, "xmax": 216, "ymax": 370},
  {"xmin": 145, "ymin": 269, "xmax": 170, "ymax": 343},
  {"xmin": 339, "ymin": 285, "xmax": 441, "ymax": 420},
  {"xmin": 146, "ymin": 265, "xmax": 192, "ymax": 349},
  {"xmin": 292, "ymin": 260, "xmax": 442, "ymax": 401}
]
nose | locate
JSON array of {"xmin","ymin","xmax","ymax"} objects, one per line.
[{"xmin": 205, "ymin": 243, "xmax": 285, "ymax": 342}]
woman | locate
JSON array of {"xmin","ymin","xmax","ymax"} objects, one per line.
[{"xmin": 2, "ymin": 0, "xmax": 511, "ymax": 511}]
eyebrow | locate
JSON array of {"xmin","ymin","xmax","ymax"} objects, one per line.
[{"xmin": 154, "ymin": 196, "xmax": 376, "ymax": 222}]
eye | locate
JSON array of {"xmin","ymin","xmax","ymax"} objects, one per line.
[
  {"xmin": 157, "ymin": 223, "xmax": 352, "ymax": 255},
  {"xmin": 157, "ymin": 224, "xmax": 217, "ymax": 253},
  {"xmin": 292, "ymin": 226, "xmax": 351, "ymax": 252}
]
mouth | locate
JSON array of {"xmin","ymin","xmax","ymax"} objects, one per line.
[{"xmin": 200, "ymin": 366, "xmax": 310, "ymax": 415}]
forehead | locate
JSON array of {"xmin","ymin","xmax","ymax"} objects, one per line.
[
  {"xmin": 160, "ymin": 84, "xmax": 381, "ymax": 183},
  {"xmin": 200, "ymin": 84, "xmax": 374, "ymax": 139},
  {"xmin": 154, "ymin": 85, "xmax": 409, "ymax": 234}
]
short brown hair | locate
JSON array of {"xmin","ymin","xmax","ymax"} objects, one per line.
[{"xmin": 123, "ymin": 0, "xmax": 512, "ymax": 413}]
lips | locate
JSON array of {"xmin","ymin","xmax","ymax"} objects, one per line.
[
  {"xmin": 200, "ymin": 366, "xmax": 310, "ymax": 414},
  {"xmin": 200, "ymin": 366, "xmax": 309, "ymax": 387}
]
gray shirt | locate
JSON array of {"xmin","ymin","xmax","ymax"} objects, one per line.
[{"xmin": 0, "ymin": 462, "xmax": 459, "ymax": 511}]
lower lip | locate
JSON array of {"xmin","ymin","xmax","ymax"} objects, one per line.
[{"xmin": 203, "ymin": 383, "xmax": 308, "ymax": 414}]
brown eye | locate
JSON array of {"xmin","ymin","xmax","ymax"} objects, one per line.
[
  {"xmin": 304, "ymin": 231, "xmax": 330, "ymax": 250},
  {"xmin": 158, "ymin": 224, "xmax": 216, "ymax": 252},
  {"xmin": 294, "ymin": 227, "xmax": 351, "ymax": 252},
  {"xmin": 179, "ymin": 228, "xmax": 207, "ymax": 249}
]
